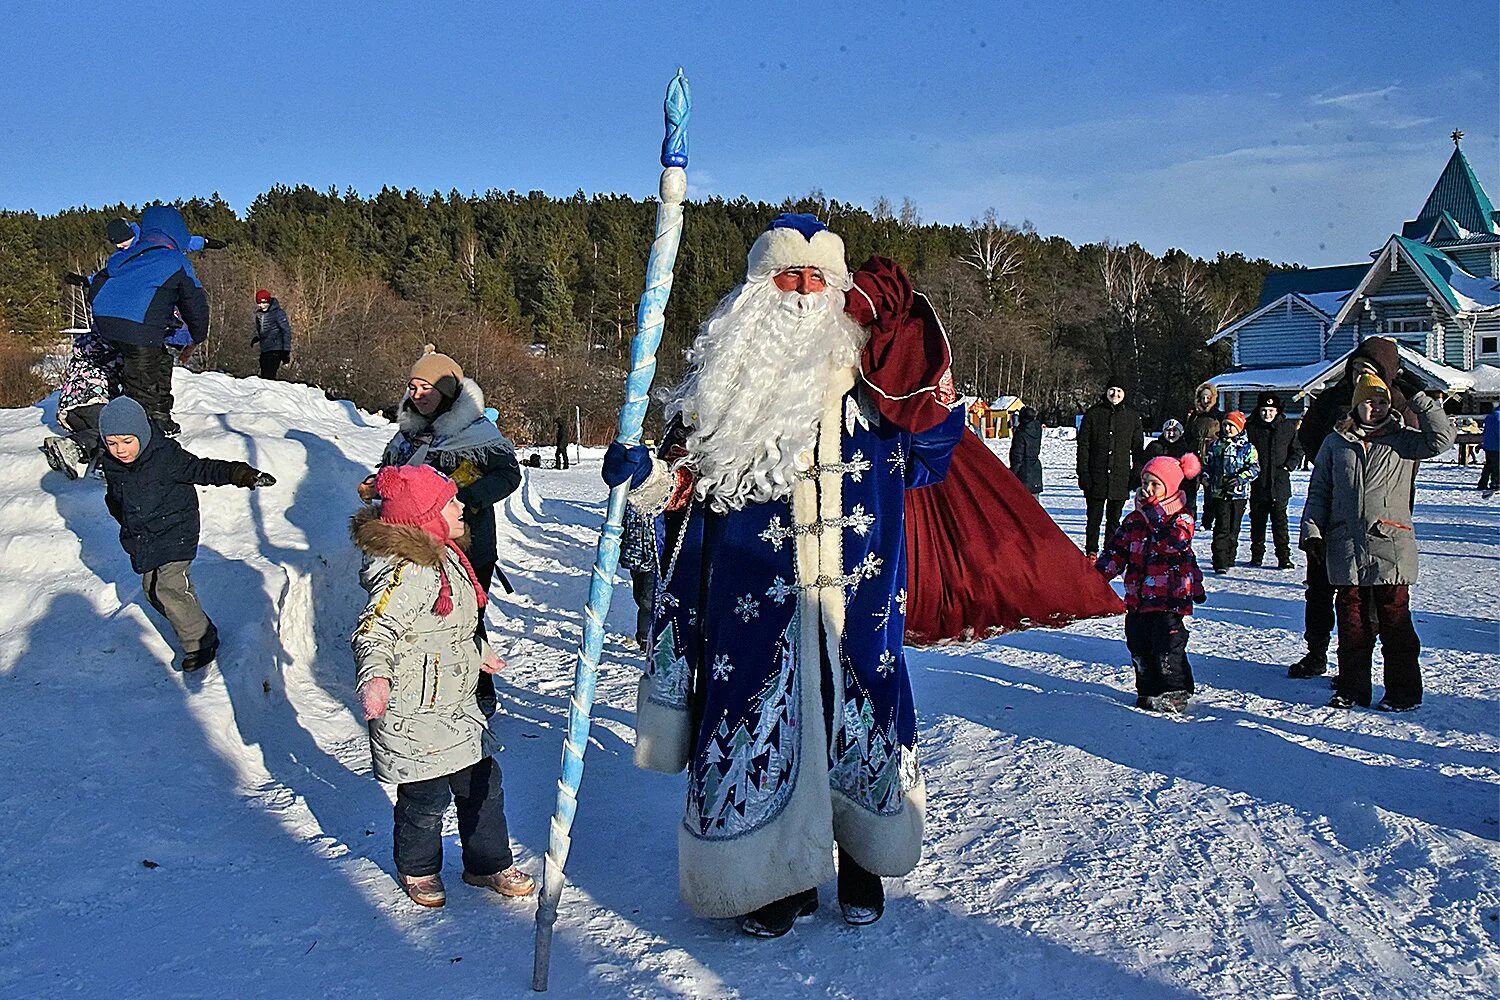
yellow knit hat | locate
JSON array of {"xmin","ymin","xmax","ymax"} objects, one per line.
[{"xmin": 1350, "ymin": 372, "xmax": 1391, "ymax": 410}]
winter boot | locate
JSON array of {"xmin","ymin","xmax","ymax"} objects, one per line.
[
  {"xmin": 737, "ymin": 889, "xmax": 818, "ymax": 938},
  {"xmin": 180, "ymin": 636, "xmax": 219, "ymax": 673},
  {"xmin": 837, "ymin": 848, "xmax": 885, "ymax": 926},
  {"xmin": 400, "ymin": 872, "xmax": 446, "ymax": 908},
  {"xmin": 1375, "ymin": 697, "xmax": 1421, "ymax": 713},
  {"xmin": 1326, "ymin": 694, "xmax": 1357, "ymax": 710},
  {"xmin": 1248, "ymin": 550, "xmax": 1264, "ymax": 567},
  {"xmin": 1276, "ymin": 556, "xmax": 1295, "ymax": 570},
  {"xmin": 1152, "ymin": 691, "xmax": 1190, "ymax": 714},
  {"xmin": 42, "ymin": 436, "xmax": 86, "ymax": 480},
  {"xmin": 462, "ymin": 866, "xmax": 536, "ymax": 898},
  {"xmin": 1287, "ymin": 649, "xmax": 1328, "ymax": 679}
]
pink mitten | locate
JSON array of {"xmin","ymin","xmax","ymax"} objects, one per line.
[{"xmin": 358, "ymin": 677, "xmax": 392, "ymax": 720}]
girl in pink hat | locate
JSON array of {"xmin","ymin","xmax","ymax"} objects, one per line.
[
  {"xmin": 350, "ymin": 463, "xmax": 534, "ymax": 908},
  {"xmin": 1096, "ymin": 452, "xmax": 1207, "ymax": 713}
]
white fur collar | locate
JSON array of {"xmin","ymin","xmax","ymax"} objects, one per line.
[{"xmin": 398, "ymin": 377, "xmax": 487, "ymax": 439}]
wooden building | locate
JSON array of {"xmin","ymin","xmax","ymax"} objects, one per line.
[{"xmin": 1206, "ymin": 134, "xmax": 1500, "ymax": 415}]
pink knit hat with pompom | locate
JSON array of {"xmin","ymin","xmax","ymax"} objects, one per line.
[{"xmin": 1141, "ymin": 452, "xmax": 1202, "ymax": 496}]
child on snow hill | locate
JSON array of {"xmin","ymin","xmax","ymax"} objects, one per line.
[
  {"xmin": 42, "ymin": 331, "xmax": 123, "ymax": 479},
  {"xmin": 1300, "ymin": 373, "xmax": 1455, "ymax": 712},
  {"xmin": 1096, "ymin": 451, "xmax": 1207, "ymax": 713},
  {"xmin": 98, "ymin": 397, "xmax": 275, "ymax": 672},
  {"xmin": 350, "ymin": 464, "xmax": 535, "ymax": 910},
  {"xmin": 1203, "ymin": 411, "xmax": 1259, "ymax": 574}
]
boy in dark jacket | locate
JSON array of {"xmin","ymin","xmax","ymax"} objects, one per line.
[
  {"xmin": 1096, "ymin": 451, "xmax": 1206, "ymax": 713},
  {"xmin": 1245, "ymin": 393, "xmax": 1303, "ymax": 569},
  {"xmin": 88, "ymin": 206, "xmax": 210, "ymax": 437},
  {"xmin": 1076, "ymin": 383, "xmax": 1145, "ymax": 558},
  {"xmin": 99, "ymin": 397, "xmax": 275, "ymax": 671}
]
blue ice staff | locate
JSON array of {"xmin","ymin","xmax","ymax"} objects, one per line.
[{"xmin": 531, "ymin": 68, "xmax": 690, "ymax": 993}]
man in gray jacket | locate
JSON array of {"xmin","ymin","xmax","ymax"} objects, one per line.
[
  {"xmin": 1300, "ymin": 372, "xmax": 1455, "ymax": 712},
  {"xmin": 252, "ymin": 289, "xmax": 293, "ymax": 379}
]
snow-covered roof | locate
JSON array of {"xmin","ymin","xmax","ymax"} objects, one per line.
[
  {"xmin": 1206, "ymin": 361, "xmax": 1333, "ymax": 393},
  {"xmin": 991, "ymin": 395, "xmax": 1023, "ymax": 410},
  {"xmin": 1299, "ymin": 290, "xmax": 1353, "ymax": 317},
  {"xmin": 1208, "ymin": 344, "xmax": 1480, "ymax": 399}
]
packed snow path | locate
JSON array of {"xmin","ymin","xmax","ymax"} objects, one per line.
[{"xmin": 1, "ymin": 372, "xmax": 1495, "ymax": 999}]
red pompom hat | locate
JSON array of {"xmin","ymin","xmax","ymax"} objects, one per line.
[
  {"xmin": 374, "ymin": 465, "xmax": 486, "ymax": 616},
  {"xmin": 255, "ymin": 288, "xmax": 271, "ymax": 303}
]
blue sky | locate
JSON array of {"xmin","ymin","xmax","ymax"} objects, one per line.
[{"xmin": 1, "ymin": 1, "xmax": 1494, "ymax": 266}]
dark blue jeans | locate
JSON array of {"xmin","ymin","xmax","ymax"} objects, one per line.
[{"xmin": 393, "ymin": 755, "xmax": 512, "ymax": 877}]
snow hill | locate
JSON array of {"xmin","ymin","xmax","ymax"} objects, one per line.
[{"xmin": 1, "ymin": 371, "xmax": 1496, "ymax": 999}]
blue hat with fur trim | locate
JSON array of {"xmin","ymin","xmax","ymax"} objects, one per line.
[{"xmin": 746, "ymin": 213, "xmax": 850, "ymax": 289}]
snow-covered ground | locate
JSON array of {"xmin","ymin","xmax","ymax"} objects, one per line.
[{"xmin": 1, "ymin": 371, "xmax": 1496, "ymax": 999}]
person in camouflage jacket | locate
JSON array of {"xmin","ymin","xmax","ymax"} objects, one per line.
[{"xmin": 1203, "ymin": 412, "xmax": 1259, "ymax": 573}]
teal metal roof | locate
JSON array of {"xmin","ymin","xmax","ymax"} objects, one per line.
[
  {"xmin": 1402, "ymin": 146, "xmax": 1499, "ymax": 240},
  {"xmin": 1392, "ymin": 236, "xmax": 1500, "ymax": 312}
]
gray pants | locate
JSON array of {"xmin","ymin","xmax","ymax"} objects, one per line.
[{"xmin": 143, "ymin": 561, "xmax": 217, "ymax": 652}]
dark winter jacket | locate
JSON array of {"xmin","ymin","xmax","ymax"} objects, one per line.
[
  {"xmin": 381, "ymin": 377, "xmax": 521, "ymax": 587},
  {"xmin": 89, "ymin": 206, "xmax": 210, "ymax": 349},
  {"xmin": 1096, "ymin": 496, "xmax": 1205, "ymax": 616},
  {"xmin": 1142, "ymin": 434, "xmax": 1194, "ymax": 466},
  {"xmin": 1077, "ymin": 400, "xmax": 1145, "ymax": 500},
  {"xmin": 1008, "ymin": 407, "xmax": 1043, "ymax": 494},
  {"xmin": 102, "ymin": 435, "xmax": 250, "ymax": 574},
  {"xmin": 252, "ymin": 300, "xmax": 293, "ymax": 354},
  {"xmin": 1246, "ymin": 413, "xmax": 1303, "ymax": 504},
  {"xmin": 1299, "ymin": 337, "xmax": 1412, "ymax": 462},
  {"xmin": 1205, "ymin": 434, "xmax": 1259, "ymax": 501},
  {"xmin": 1184, "ymin": 383, "xmax": 1223, "ymax": 459},
  {"xmin": 1483, "ymin": 408, "xmax": 1499, "ymax": 452}
]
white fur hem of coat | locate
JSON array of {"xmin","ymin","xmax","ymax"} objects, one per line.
[
  {"xmin": 832, "ymin": 781, "xmax": 926, "ymax": 877},
  {"xmin": 634, "ymin": 675, "xmax": 690, "ymax": 774}
]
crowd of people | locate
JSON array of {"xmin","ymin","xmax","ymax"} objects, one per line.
[
  {"xmin": 37, "ymin": 207, "xmax": 1471, "ymax": 934},
  {"xmin": 1072, "ymin": 334, "xmax": 1458, "ymax": 714}
]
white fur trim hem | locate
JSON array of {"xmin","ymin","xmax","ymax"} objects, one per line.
[
  {"xmin": 831, "ymin": 779, "xmax": 926, "ymax": 877},
  {"xmin": 634, "ymin": 675, "xmax": 690, "ymax": 774}
]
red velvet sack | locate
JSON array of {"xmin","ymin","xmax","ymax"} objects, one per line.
[
  {"xmin": 903, "ymin": 427, "xmax": 1125, "ymax": 646},
  {"xmin": 846, "ymin": 254, "xmax": 1124, "ymax": 645}
]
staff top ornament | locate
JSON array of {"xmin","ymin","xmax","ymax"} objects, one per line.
[{"xmin": 662, "ymin": 68, "xmax": 692, "ymax": 169}]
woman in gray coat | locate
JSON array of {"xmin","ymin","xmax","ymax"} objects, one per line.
[
  {"xmin": 352, "ymin": 464, "xmax": 535, "ymax": 907},
  {"xmin": 1300, "ymin": 374, "xmax": 1455, "ymax": 712}
]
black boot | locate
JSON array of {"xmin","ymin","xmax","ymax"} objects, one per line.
[
  {"xmin": 736, "ymin": 889, "xmax": 818, "ymax": 938},
  {"xmin": 1287, "ymin": 648, "xmax": 1327, "ymax": 679},
  {"xmin": 837, "ymin": 847, "xmax": 884, "ymax": 926}
]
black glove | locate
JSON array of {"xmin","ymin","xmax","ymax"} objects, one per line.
[
  {"xmin": 230, "ymin": 464, "xmax": 275, "ymax": 488},
  {"xmin": 250, "ymin": 335, "xmax": 260, "ymax": 346},
  {"xmin": 62, "ymin": 271, "xmax": 90, "ymax": 287},
  {"xmin": 1300, "ymin": 536, "xmax": 1325, "ymax": 560},
  {"xmin": 203, "ymin": 237, "xmax": 229, "ymax": 250}
]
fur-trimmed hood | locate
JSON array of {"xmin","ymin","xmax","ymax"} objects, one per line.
[
  {"xmin": 397, "ymin": 376, "xmax": 487, "ymax": 439},
  {"xmin": 1194, "ymin": 382, "xmax": 1219, "ymax": 410},
  {"xmin": 350, "ymin": 506, "xmax": 446, "ymax": 566}
]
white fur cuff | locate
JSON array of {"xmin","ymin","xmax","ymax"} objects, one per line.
[{"xmin": 634, "ymin": 675, "xmax": 690, "ymax": 774}]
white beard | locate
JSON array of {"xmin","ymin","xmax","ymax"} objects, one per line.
[{"xmin": 662, "ymin": 280, "xmax": 867, "ymax": 512}]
